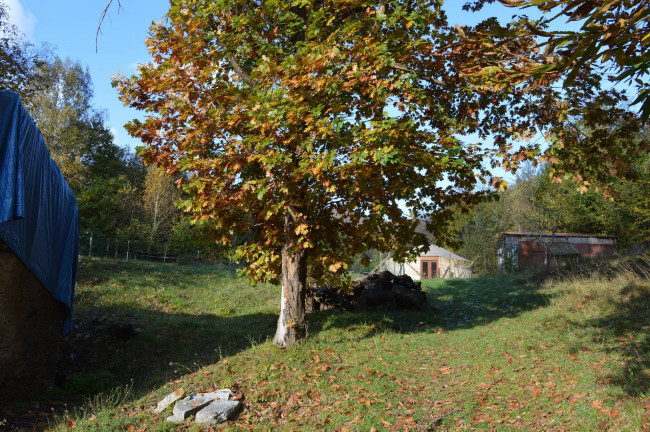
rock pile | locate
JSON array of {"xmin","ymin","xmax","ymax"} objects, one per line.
[
  {"xmin": 306, "ymin": 270, "xmax": 427, "ymax": 312},
  {"xmin": 155, "ymin": 388, "xmax": 242, "ymax": 426}
]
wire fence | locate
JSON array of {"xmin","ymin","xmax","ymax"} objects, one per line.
[{"xmin": 78, "ymin": 232, "xmax": 233, "ymax": 267}]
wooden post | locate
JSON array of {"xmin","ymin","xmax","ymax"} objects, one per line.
[{"xmin": 88, "ymin": 233, "xmax": 93, "ymax": 258}]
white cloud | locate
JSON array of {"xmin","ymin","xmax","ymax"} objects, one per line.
[{"xmin": 4, "ymin": 0, "xmax": 36, "ymax": 39}]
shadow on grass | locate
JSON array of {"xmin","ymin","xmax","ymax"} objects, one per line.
[
  {"xmin": 587, "ymin": 280, "xmax": 650, "ymax": 397},
  {"xmin": 308, "ymin": 273, "xmax": 552, "ymax": 339},
  {"xmin": 3, "ymin": 307, "xmax": 279, "ymax": 430},
  {"xmin": 62, "ymin": 272, "xmax": 550, "ymax": 398},
  {"xmin": 3, "ymin": 266, "xmax": 550, "ymax": 430},
  {"xmin": 60, "ymin": 307, "xmax": 278, "ymax": 395}
]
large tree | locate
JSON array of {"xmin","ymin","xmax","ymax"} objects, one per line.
[
  {"xmin": 454, "ymin": 0, "xmax": 648, "ymax": 189},
  {"xmin": 115, "ymin": 0, "xmax": 638, "ymax": 347},
  {"xmin": 463, "ymin": 0, "xmax": 649, "ymax": 120}
]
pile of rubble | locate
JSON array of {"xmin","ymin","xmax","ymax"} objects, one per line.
[
  {"xmin": 155, "ymin": 388, "xmax": 242, "ymax": 426},
  {"xmin": 306, "ymin": 270, "xmax": 427, "ymax": 312}
]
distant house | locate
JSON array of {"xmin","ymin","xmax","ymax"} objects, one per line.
[
  {"xmin": 498, "ymin": 232, "xmax": 617, "ymax": 272},
  {"xmin": 378, "ymin": 244, "xmax": 473, "ymax": 280}
]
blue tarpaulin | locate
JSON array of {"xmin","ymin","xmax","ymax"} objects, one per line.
[{"xmin": 0, "ymin": 90, "xmax": 79, "ymax": 334}]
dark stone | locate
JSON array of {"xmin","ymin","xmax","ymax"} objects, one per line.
[
  {"xmin": 359, "ymin": 289, "xmax": 396, "ymax": 310},
  {"xmin": 306, "ymin": 271, "xmax": 426, "ymax": 312},
  {"xmin": 306, "ymin": 285, "xmax": 355, "ymax": 312},
  {"xmin": 378, "ymin": 270, "xmax": 395, "ymax": 283},
  {"xmin": 394, "ymin": 274, "xmax": 419, "ymax": 291},
  {"xmin": 363, "ymin": 277, "xmax": 391, "ymax": 291},
  {"xmin": 392, "ymin": 284, "xmax": 427, "ymax": 309}
]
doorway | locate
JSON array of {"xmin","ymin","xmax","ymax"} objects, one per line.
[{"xmin": 421, "ymin": 258, "xmax": 438, "ymax": 279}]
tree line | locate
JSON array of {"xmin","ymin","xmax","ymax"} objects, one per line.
[
  {"xmin": 448, "ymin": 142, "xmax": 650, "ymax": 275},
  {"xmin": 0, "ymin": 3, "xmax": 221, "ymax": 260}
]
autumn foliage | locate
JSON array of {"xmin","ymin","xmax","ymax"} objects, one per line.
[{"xmin": 115, "ymin": 0, "xmax": 645, "ymax": 346}]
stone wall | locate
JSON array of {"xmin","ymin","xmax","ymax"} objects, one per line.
[{"xmin": 0, "ymin": 239, "xmax": 65, "ymax": 398}]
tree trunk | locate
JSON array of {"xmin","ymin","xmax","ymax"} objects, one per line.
[{"xmin": 273, "ymin": 213, "xmax": 308, "ymax": 348}]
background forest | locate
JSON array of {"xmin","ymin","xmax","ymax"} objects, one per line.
[
  {"xmin": 1, "ymin": 0, "xmax": 648, "ymax": 268},
  {"xmin": 1, "ymin": 3, "xmax": 221, "ymax": 261},
  {"xmin": 448, "ymin": 150, "xmax": 650, "ymax": 274}
]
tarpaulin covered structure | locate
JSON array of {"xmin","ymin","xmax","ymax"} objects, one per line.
[{"xmin": 0, "ymin": 90, "xmax": 79, "ymax": 333}]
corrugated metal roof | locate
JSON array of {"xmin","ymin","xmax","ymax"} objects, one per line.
[
  {"xmin": 502, "ymin": 231, "xmax": 615, "ymax": 238},
  {"xmin": 421, "ymin": 245, "xmax": 469, "ymax": 261}
]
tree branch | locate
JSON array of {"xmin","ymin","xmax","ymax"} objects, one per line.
[
  {"xmin": 372, "ymin": 4, "xmax": 386, "ymax": 31},
  {"xmin": 217, "ymin": 41, "xmax": 259, "ymax": 88},
  {"xmin": 392, "ymin": 63, "xmax": 444, "ymax": 86},
  {"xmin": 208, "ymin": 16, "xmax": 258, "ymax": 88},
  {"xmin": 96, "ymin": 0, "xmax": 123, "ymax": 53}
]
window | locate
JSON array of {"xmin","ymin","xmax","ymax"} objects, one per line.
[{"xmin": 422, "ymin": 261, "xmax": 428, "ymax": 278}]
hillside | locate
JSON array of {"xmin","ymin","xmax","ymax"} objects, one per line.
[{"xmin": 4, "ymin": 257, "xmax": 649, "ymax": 431}]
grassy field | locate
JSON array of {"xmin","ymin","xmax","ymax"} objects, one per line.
[{"xmin": 4, "ymin": 256, "xmax": 650, "ymax": 431}]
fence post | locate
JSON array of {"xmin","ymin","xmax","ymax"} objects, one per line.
[
  {"xmin": 88, "ymin": 233, "xmax": 93, "ymax": 258},
  {"xmin": 126, "ymin": 240, "xmax": 130, "ymax": 262},
  {"xmin": 164, "ymin": 246, "xmax": 168, "ymax": 264},
  {"xmin": 106, "ymin": 238, "xmax": 110, "ymax": 258}
]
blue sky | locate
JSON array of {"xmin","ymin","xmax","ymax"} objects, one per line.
[
  {"xmin": 6, "ymin": 0, "xmax": 169, "ymax": 151},
  {"xmin": 5, "ymin": 0, "xmax": 526, "ymax": 159}
]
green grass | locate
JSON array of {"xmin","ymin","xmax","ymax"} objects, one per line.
[{"xmin": 6, "ymin": 256, "xmax": 650, "ymax": 431}]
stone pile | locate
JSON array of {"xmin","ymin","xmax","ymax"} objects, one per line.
[
  {"xmin": 306, "ymin": 270, "xmax": 427, "ymax": 312},
  {"xmin": 155, "ymin": 388, "xmax": 242, "ymax": 426}
]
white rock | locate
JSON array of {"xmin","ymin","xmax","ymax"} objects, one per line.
[
  {"xmin": 154, "ymin": 388, "xmax": 185, "ymax": 414},
  {"xmin": 168, "ymin": 394, "xmax": 213, "ymax": 421},
  {"xmin": 195, "ymin": 400, "xmax": 242, "ymax": 425},
  {"xmin": 165, "ymin": 414, "xmax": 184, "ymax": 424},
  {"xmin": 200, "ymin": 388, "xmax": 234, "ymax": 401}
]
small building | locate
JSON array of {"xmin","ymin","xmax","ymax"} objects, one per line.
[
  {"xmin": 378, "ymin": 244, "xmax": 473, "ymax": 280},
  {"xmin": 0, "ymin": 91, "xmax": 79, "ymax": 396},
  {"xmin": 498, "ymin": 232, "xmax": 617, "ymax": 272}
]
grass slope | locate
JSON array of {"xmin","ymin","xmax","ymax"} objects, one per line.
[{"xmin": 8, "ymin": 257, "xmax": 650, "ymax": 431}]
